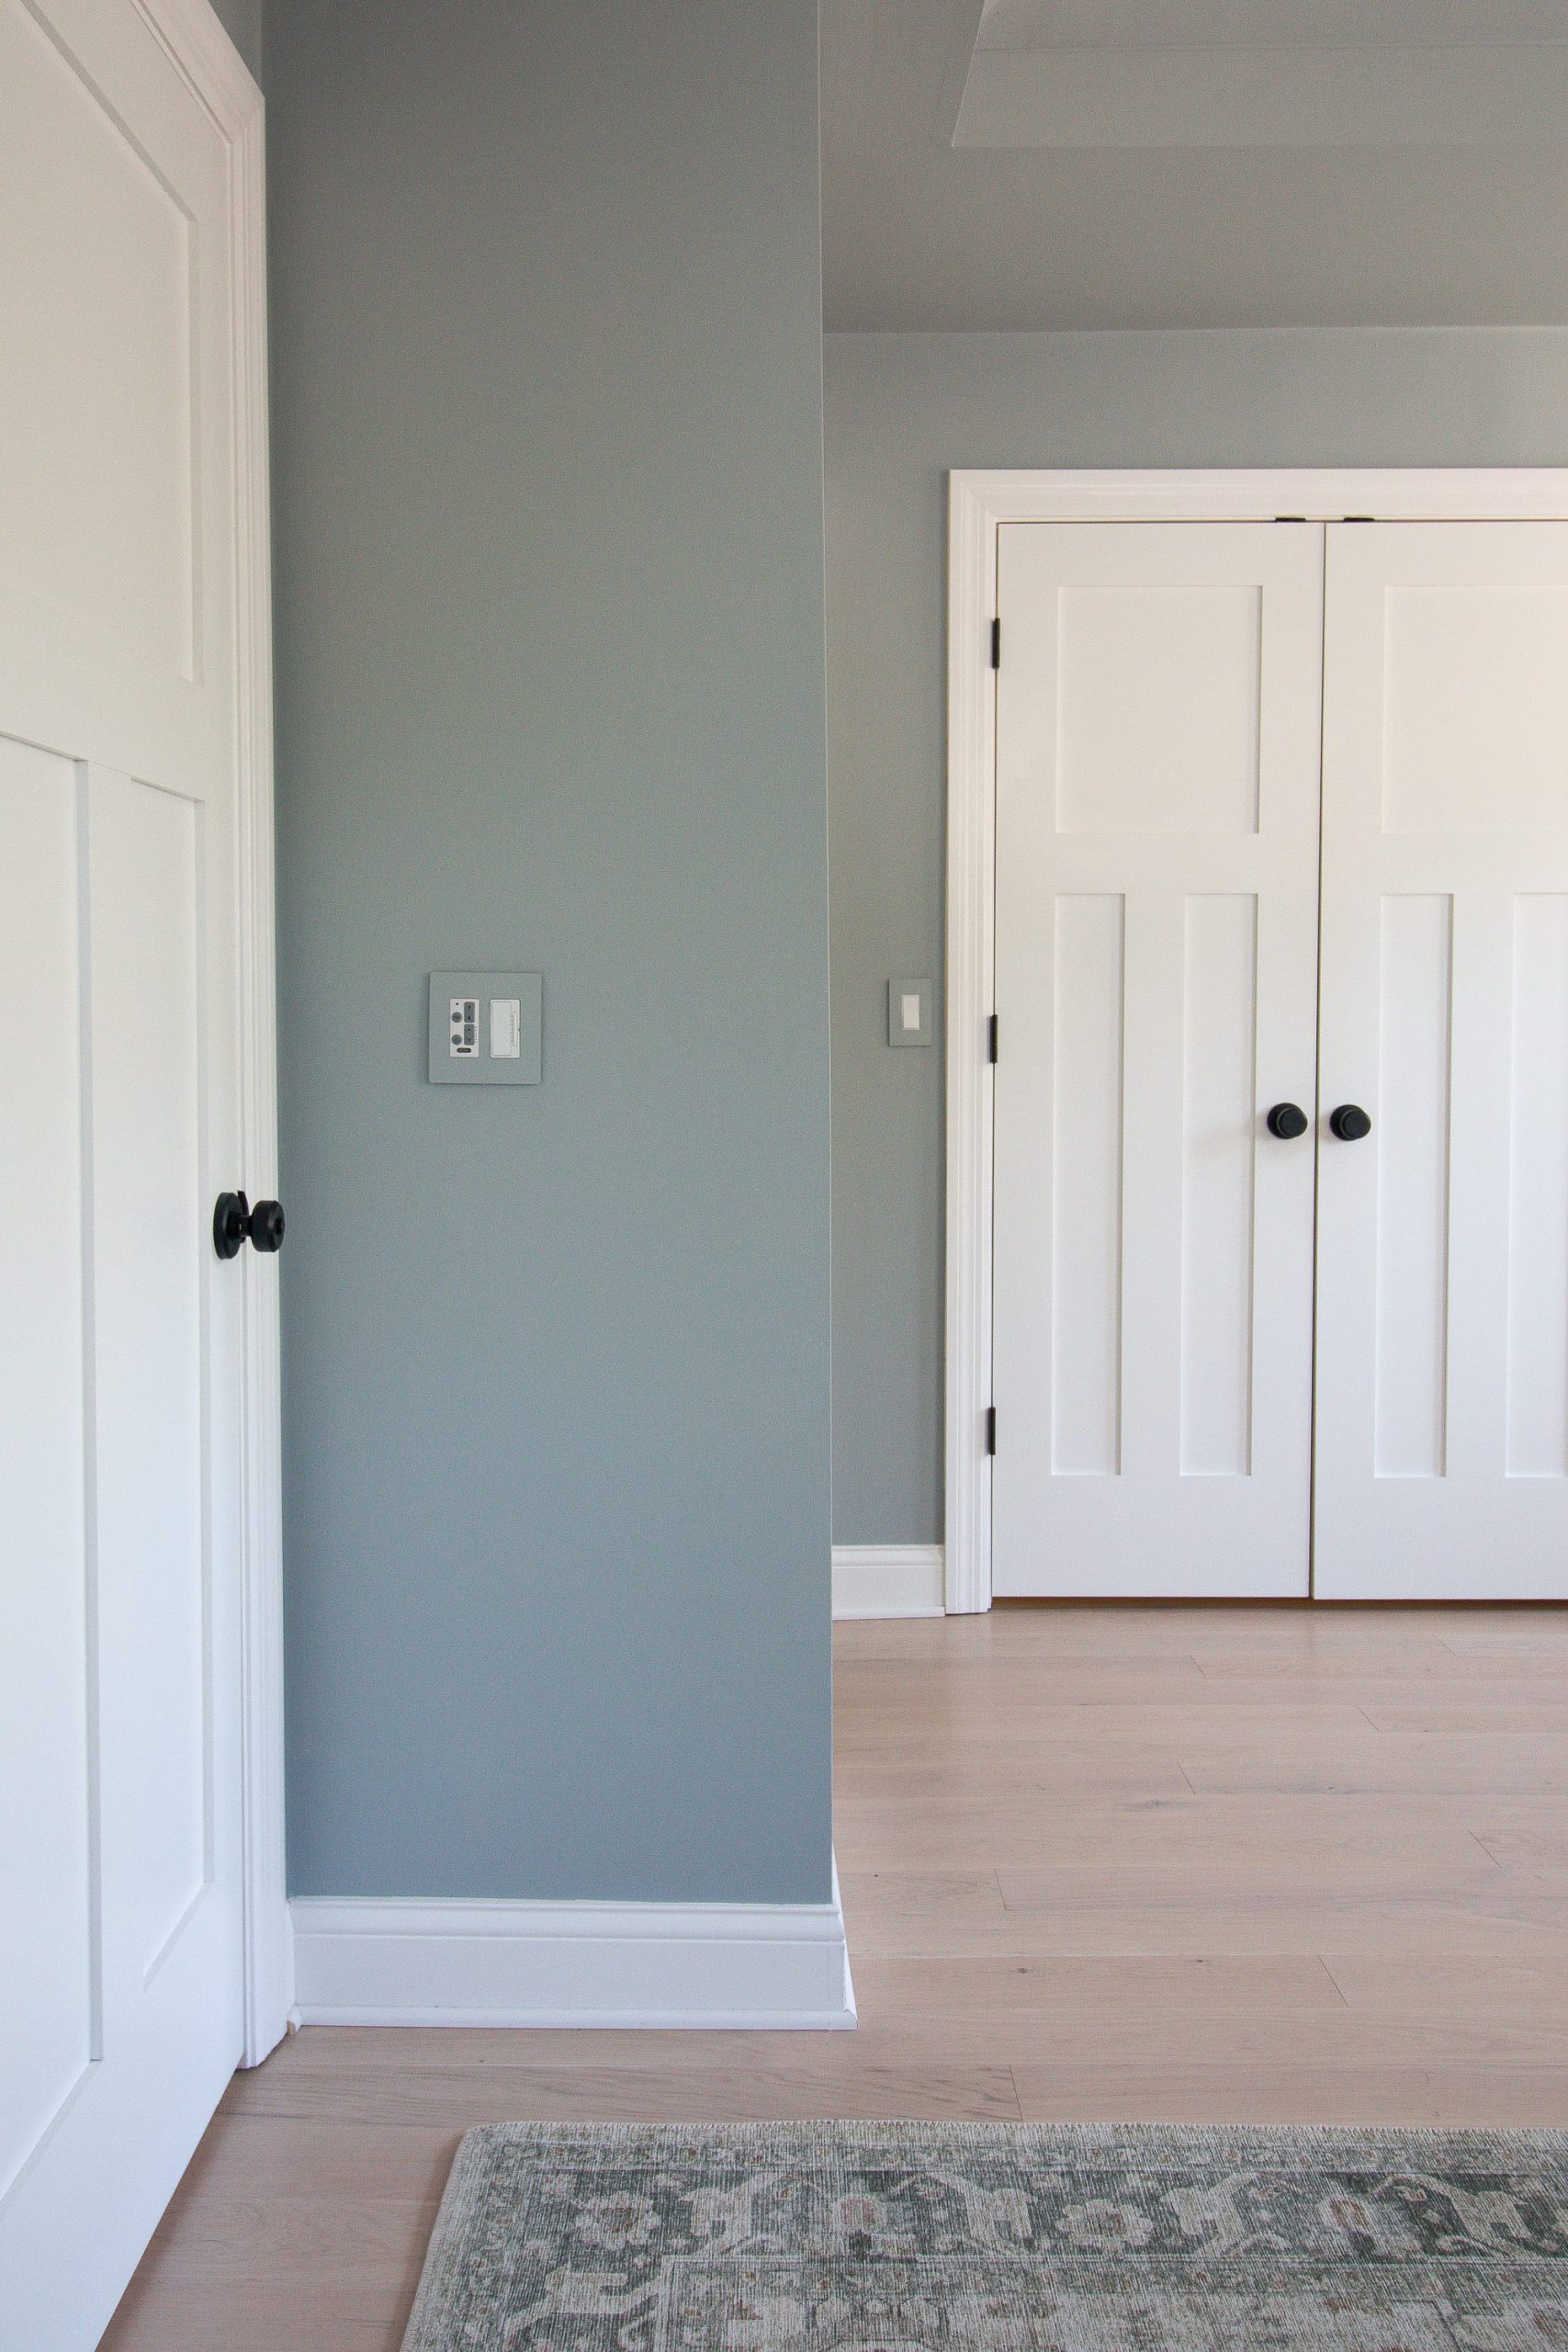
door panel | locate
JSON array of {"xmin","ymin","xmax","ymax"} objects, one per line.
[
  {"xmin": 1180, "ymin": 893, "xmax": 1260, "ymax": 1479},
  {"xmin": 1372, "ymin": 893, "xmax": 1453, "ymax": 1481},
  {"xmin": 0, "ymin": 0, "xmax": 196, "ymax": 679},
  {"xmin": 0, "ymin": 2, "xmax": 251, "ymax": 2341},
  {"xmin": 1048, "ymin": 892, "xmax": 1125, "ymax": 1477},
  {"xmin": 0, "ymin": 739, "xmax": 96, "ymax": 2211},
  {"xmin": 1315, "ymin": 523, "xmax": 1568, "ymax": 1599},
  {"xmin": 1506, "ymin": 896, "xmax": 1568, "ymax": 1479},
  {"xmin": 88, "ymin": 771, "xmax": 209, "ymax": 1973},
  {"xmin": 993, "ymin": 524, "xmax": 1323, "ymax": 1597}
]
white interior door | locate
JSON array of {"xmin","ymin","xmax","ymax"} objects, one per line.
[
  {"xmin": 0, "ymin": 1, "xmax": 260, "ymax": 2338},
  {"xmin": 1315, "ymin": 522, "xmax": 1568, "ymax": 1600},
  {"xmin": 992, "ymin": 524, "xmax": 1323, "ymax": 1597}
]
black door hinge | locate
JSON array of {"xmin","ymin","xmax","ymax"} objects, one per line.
[
  {"xmin": 990, "ymin": 617, "xmax": 1001, "ymax": 669},
  {"xmin": 987, "ymin": 1012, "xmax": 998, "ymax": 1064},
  {"xmin": 986, "ymin": 1406, "xmax": 997, "ymax": 1456}
]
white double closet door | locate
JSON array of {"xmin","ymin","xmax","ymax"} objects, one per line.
[{"xmin": 993, "ymin": 518, "xmax": 1568, "ymax": 1600}]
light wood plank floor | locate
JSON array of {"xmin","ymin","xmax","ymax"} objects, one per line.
[{"xmin": 104, "ymin": 1602, "xmax": 1568, "ymax": 2348}]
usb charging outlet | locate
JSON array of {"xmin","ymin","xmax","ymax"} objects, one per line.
[{"xmin": 448, "ymin": 996, "xmax": 479, "ymax": 1057}]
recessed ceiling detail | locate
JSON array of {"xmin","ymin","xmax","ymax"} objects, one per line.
[
  {"xmin": 978, "ymin": 0, "xmax": 1568, "ymax": 46},
  {"xmin": 955, "ymin": 0, "xmax": 1568, "ymax": 144},
  {"xmin": 820, "ymin": 0, "xmax": 1568, "ymax": 331}
]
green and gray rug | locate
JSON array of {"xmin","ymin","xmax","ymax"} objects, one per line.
[{"xmin": 401, "ymin": 2120, "xmax": 1568, "ymax": 2349}]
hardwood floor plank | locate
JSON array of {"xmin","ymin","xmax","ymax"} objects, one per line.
[
  {"xmin": 841, "ymin": 1665, "xmax": 1568, "ymax": 1714},
  {"xmin": 998, "ymin": 2011, "xmax": 1568, "ymax": 2066},
  {"xmin": 234, "ymin": 2022, "xmax": 1024, "ymax": 2076},
  {"xmin": 1010, "ymin": 2064, "xmax": 1568, "ymax": 2127},
  {"xmin": 1180, "ymin": 1731, "xmax": 1568, "ymax": 1795},
  {"xmin": 1009, "ymin": 2064, "xmax": 1445, "ymax": 2125},
  {"xmin": 846, "ymin": 1898, "xmax": 1568, "ymax": 1959},
  {"xmin": 836, "ymin": 1755, "xmax": 1195, "ymax": 1805},
  {"xmin": 1438, "ymin": 1622, "xmax": 1568, "ymax": 1659},
  {"xmin": 141, "ymin": 2114, "xmax": 462, "ymax": 2205},
  {"xmin": 1195, "ymin": 1648, "xmax": 1568, "ymax": 1682},
  {"xmin": 837, "ymin": 1743, "xmax": 1193, "ymax": 1784},
  {"xmin": 834, "ymin": 1659, "xmax": 1216, "ymax": 1699},
  {"xmin": 919, "ymin": 1795, "xmax": 1505, "ymax": 1883},
  {"xmin": 838, "ymin": 1704, "xmax": 1380, "ymax": 1754},
  {"xmin": 1322, "ymin": 1951, "xmax": 1568, "ymax": 2018},
  {"xmin": 134, "ymin": 2197, "xmax": 438, "ymax": 2289},
  {"xmin": 1361, "ymin": 1702, "xmax": 1568, "ymax": 1734},
  {"xmin": 222, "ymin": 2061, "xmax": 1024, "ymax": 2127},
  {"xmin": 846, "ymin": 1953, "xmax": 1346, "ymax": 2019},
  {"xmin": 101, "ymin": 2275, "xmax": 412, "ymax": 2352},
  {"xmin": 1478, "ymin": 1826, "xmax": 1568, "ymax": 1882},
  {"xmin": 838, "ymin": 1868, "xmax": 1008, "ymax": 1920}
]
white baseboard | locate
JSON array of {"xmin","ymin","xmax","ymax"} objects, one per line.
[
  {"xmin": 832, "ymin": 1544, "xmax": 945, "ymax": 1620},
  {"xmin": 289, "ymin": 1861, "xmax": 855, "ymax": 2030}
]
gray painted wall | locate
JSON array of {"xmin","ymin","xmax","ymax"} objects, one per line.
[
  {"xmin": 209, "ymin": 0, "xmax": 262, "ymax": 84},
  {"xmin": 826, "ymin": 325, "xmax": 1568, "ymax": 1544},
  {"xmin": 268, "ymin": 0, "xmax": 833, "ymax": 1904}
]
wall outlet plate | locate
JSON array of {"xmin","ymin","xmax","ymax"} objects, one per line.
[
  {"xmin": 887, "ymin": 977, "xmax": 933, "ymax": 1048},
  {"xmin": 428, "ymin": 972, "xmax": 542, "ymax": 1084}
]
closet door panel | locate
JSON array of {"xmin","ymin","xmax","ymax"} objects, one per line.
[
  {"xmin": 992, "ymin": 523, "xmax": 1322, "ymax": 1598},
  {"xmin": 1316, "ymin": 523, "xmax": 1568, "ymax": 1599}
]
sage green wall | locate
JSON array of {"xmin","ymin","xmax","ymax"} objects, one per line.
[
  {"xmin": 825, "ymin": 325, "xmax": 1568, "ymax": 1544},
  {"xmin": 209, "ymin": 0, "xmax": 261, "ymax": 83},
  {"xmin": 269, "ymin": 0, "xmax": 832, "ymax": 1902}
]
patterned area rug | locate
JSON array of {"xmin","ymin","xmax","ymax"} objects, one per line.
[{"xmin": 400, "ymin": 2120, "xmax": 1568, "ymax": 2349}]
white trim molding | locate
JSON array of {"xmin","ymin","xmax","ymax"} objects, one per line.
[
  {"xmin": 290, "ymin": 1870, "xmax": 856, "ymax": 2031},
  {"xmin": 946, "ymin": 469, "xmax": 1568, "ymax": 1621},
  {"xmin": 832, "ymin": 1545, "xmax": 945, "ymax": 1620},
  {"xmin": 133, "ymin": 1, "xmax": 289, "ymax": 2066},
  {"xmin": 945, "ymin": 475, "xmax": 1000, "ymax": 1617}
]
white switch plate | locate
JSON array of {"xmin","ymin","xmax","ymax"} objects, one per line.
[
  {"xmin": 428, "ymin": 972, "xmax": 543, "ymax": 1084},
  {"xmin": 887, "ymin": 976, "xmax": 933, "ymax": 1048}
]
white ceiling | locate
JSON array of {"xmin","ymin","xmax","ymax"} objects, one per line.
[{"xmin": 821, "ymin": 0, "xmax": 1568, "ymax": 329}]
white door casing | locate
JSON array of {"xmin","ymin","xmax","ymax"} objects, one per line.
[
  {"xmin": 0, "ymin": 1, "xmax": 282, "ymax": 2343},
  {"xmin": 991, "ymin": 523, "xmax": 1322, "ymax": 1598},
  {"xmin": 1314, "ymin": 522, "xmax": 1568, "ymax": 1600}
]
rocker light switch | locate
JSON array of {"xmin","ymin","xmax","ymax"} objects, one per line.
[
  {"xmin": 428, "ymin": 972, "xmax": 542, "ymax": 1085},
  {"xmin": 887, "ymin": 977, "xmax": 933, "ymax": 1048}
]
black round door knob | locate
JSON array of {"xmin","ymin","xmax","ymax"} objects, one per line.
[
  {"xmin": 248, "ymin": 1199, "xmax": 287, "ymax": 1253},
  {"xmin": 1329, "ymin": 1103, "xmax": 1372, "ymax": 1142},
  {"xmin": 1266, "ymin": 1102, "xmax": 1310, "ymax": 1140},
  {"xmin": 213, "ymin": 1191, "xmax": 250, "ymax": 1261},
  {"xmin": 213, "ymin": 1191, "xmax": 287, "ymax": 1257}
]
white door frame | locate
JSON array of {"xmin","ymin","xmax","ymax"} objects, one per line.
[
  {"xmin": 134, "ymin": 0, "xmax": 288, "ymax": 2060},
  {"xmin": 945, "ymin": 468, "xmax": 1568, "ymax": 1616}
]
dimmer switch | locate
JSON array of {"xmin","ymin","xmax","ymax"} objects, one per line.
[
  {"xmin": 491, "ymin": 997, "xmax": 522, "ymax": 1058},
  {"xmin": 428, "ymin": 972, "xmax": 542, "ymax": 1085}
]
